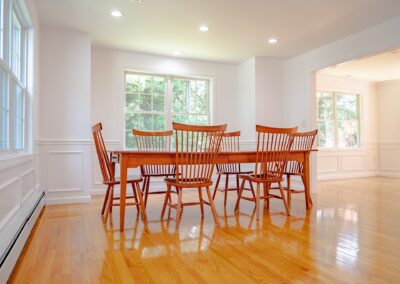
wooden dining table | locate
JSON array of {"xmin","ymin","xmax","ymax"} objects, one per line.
[{"xmin": 111, "ymin": 150, "xmax": 314, "ymax": 232}]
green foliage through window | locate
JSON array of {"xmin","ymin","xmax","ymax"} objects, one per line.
[
  {"xmin": 125, "ymin": 73, "xmax": 210, "ymax": 148},
  {"xmin": 317, "ymin": 91, "xmax": 360, "ymax": 148}
]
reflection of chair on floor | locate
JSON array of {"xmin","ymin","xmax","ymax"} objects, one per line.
[{"xmin": 160, "ymin": 217, "xmax": 216, "ymax": 254}]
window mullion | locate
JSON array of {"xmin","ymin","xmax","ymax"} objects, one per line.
[
  {"xmin": 333, "ymin": 93, "xmax": 338, "ymax": 148},
  {"xmin": 166, "ymin": 75, "xmax": 172, "ymax": 129}
]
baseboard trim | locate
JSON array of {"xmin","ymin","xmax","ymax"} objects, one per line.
[
  {"xmin": 317, "ymin": 173, "xmax": 378, "ymax": 181},
  {"xmin": 0, "ymin": 192, "xmax": 45, "ymax": 283},
  {"xmin": 45, "ymin": 195, "xmax": 91, "ymax": 205}
]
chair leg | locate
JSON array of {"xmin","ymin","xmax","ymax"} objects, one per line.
[
  {"xmin": 206, "ymin": 186, "xmax": 220, "ymax": 226},
  {"xmin": 265, "ymin": 182, "xmax": 270, "ymax": 209},
  {"xmin": 279, "ymin": 182, "xmax": 290, "ymax": 216},
  {"xmin": 287, "ymin": 174, "xmax": 292, "ymax": 208},
  {"xmin": 135, "ymin": 182, "xmax": 147, "ymax": 221},
  {"xmin": 104, "ymin": 185, "xmax": 114, "ymax": 223},
  {"xmin": 255, "ymin": 183, "xmax": 261, "ymax": 221},
  {"xmin": 236, "ymin": 174, "xmax": 240, "ymax": 195},
  {"xmin": 101, "ymin": 185, "xmax": 111, "ymax": 215},
  {"xmin": 224, "ymin": 174, "xmax": 229, "ymax": 208},
  {"xmin": 212, "ymin": 174, "xmax": 221, "ymax": 200},
  {"xmin": 144, "ymin": 176, "xmax": 151, "ymax": 208},
  {"xmin": 176, "ymin": 188, "xmax": 183, "ymax": 229},
  {"xmin": 198, "ymin": 187, "xmax": 204, "ymax": 217},
  {"xmin": 161, "ymin": 184, "xmax": 171, "ymax": 219},
  {"xmin": 234, "ymin": 179, "xmax": 246, "ymax": 212},
  {"xmin": 131, "ymin": 183, "xmax": 139, "ymax": 213},
  {"xmin": 249, "ymin": 180, "xmax": 256, "ymax": 198}
]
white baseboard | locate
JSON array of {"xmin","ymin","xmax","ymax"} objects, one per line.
[
  {"xmin": 317, "ymin": 172, "xmax": 378, "ymax": 181},
  {"xmin": 45, "ymin": 195, "xmax": 91, "ymax": 205},
  {"xmin": 377, "ymin": 172, "xmax": 400, "ymax": 178}
]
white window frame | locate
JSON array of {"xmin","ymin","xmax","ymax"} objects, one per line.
[
  {"xmin": 0, "ymin": 0, "xmax": 30, "ymax": 158},
  {"xmin": 124, "ymin": 71, "xmax": 213, "ymax": 148},
  {"xmin": 316, "ymin": 90, "xmax": 361, "ymax": 149}
]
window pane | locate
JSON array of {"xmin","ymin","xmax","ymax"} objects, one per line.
[
  {"xmin": 125, "ymin": 73, "xmax": 167, "ymax": 147},
  {"xmin": 172, "ymin": 78, "xmax": 209, "ymax": 116},
  {"xmin": 316, "ymin": 92, "xmax": 334, "ymax": 147},
  {"xmin": 12, "ymin": 12, "xmax": 22, "ymax": 79},
  {"xmin": 317, "ymin": 120, "xmax": 334, "ymax": 148},
  {"xmin": 0, "ymin": 67, "xmax": 8, "ymax": 150},
  {"xmin": 13, "ymin": 83, "xmax": 24, "ymax": 150},
  {"xmin": 336, "ymin": 94, "xmax": 359, "ymax": 147}
]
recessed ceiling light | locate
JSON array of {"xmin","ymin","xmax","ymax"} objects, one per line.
[
  {"xmin": 111, "ymin": 10, "xmax": 123, "ymax": 17},
  {"xmin": 268, "ymin": 37, "xmax": 278, "ymax": 44},
  {"xmin": 172, "ymin": 50, "xmax": 181, "ymax": 56},
  {"xmin": 199, "ymin": 25, "xmax": 210, "ymax": 32}
]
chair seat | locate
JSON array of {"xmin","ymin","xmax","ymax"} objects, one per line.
[
  {"xmin": 164, "ymin": 178, "xmax": 213, "ymax": 188},
  {"xmin": 239, "ymin": 173, "xmax": 283, "ymax": 183},
  {"xmin": 104, "ymin": 175, "xmax": 143, "ymax": 185}
]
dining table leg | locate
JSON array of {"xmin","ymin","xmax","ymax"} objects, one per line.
[
  {"xmin": 303, "ymin": 151, "xmax": 312, "ymax": 210},
  {"xmin": 120, "ymin": 154, "xmax": 128, "ymax": 232}
]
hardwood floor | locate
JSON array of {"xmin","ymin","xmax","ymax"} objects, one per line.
[{"xmin": 9, "ymin": 177, "xmax": 400, "ymax": 283}]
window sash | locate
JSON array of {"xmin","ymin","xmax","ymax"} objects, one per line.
[{"xmin": 317, "ymin": 91, "xmax": 360, "ymax": 149}]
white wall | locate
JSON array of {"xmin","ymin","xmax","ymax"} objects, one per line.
[
  {"xmin": 284, "ymin": 16, "xmax": 400, "ymax": 189},
  {"xmin": 38, "ymin": 27, "xmax": 92, "ymax": 204},
  {"xmin": 316, "ymin": 75, "xmax": 379, "ymax": 180},
  {"xmin": 377, "ymin": 79, "xmax": 400, "ymax": 177},
  {"xmin": 237, "ymin": 58, "xmax": 255, "ymax": 143}
]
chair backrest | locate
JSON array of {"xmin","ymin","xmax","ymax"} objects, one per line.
[
  {"xmin": 173, "ymin": 122, "xmax": 227, "ymax": 184},
  {"xmin": 132, "ymin": 129, "xmax": 174, "ymax": 175},
  {"xmin": 92, "ymin": 123, "xmax": 114, "ymax": 183},
  {"xmin": 216, "ymin": 131, "xmax": 241, "ymax": 173},
  {"xmin": 285, "ymin": 129, "xmax": 318, "ymax": 174},
  {"xmin": 254, "ymin": 125, "xmax": 297, "ymax": 180}
]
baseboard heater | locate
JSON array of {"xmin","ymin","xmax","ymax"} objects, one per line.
[{"xmin": 0, "ymin": 192, "xmax": 45, "ymax": 283}]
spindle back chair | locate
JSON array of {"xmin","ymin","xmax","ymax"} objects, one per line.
[
  {"xmin": 161, "ymin": 123, "xmax": 227, "ymax": 228},
  {"xmin": 92, "ymin": 123, "xmax": 146, "ymax": 222},
  {"xmin": 132, "ymin": 129, "xmax": 175, "ymax": 207},
  {"xmin": 235, "ymin": 125, "xmax": 297, "ymax": 220},
  {"xmin": 284, "ymin": 130, "xmax": 317, "ymax": 208},
  {"xmin": 212, "ymin": 131, "xmax": 254, "ymax": 207}
]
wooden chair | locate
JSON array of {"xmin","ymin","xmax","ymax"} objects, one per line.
[
  {"xmin": 132, "ymin": 129, "xmax": 175, "ymax": 208},
  {"xmin": 161, "ymin": 122, "xmax": 227, "ymax": 229},
  {"xmin": 235, "ymin": 125, "xmax": 296, "ymax": 220},
  {"xmin": 212, "ymin": 131, "xmax": 254, "ymax": 207},
  {"xmin": 92, "ymin": 123, "xmax": 146, "ymax": 222},
  {"xmin": 283, "ymin": 130, "xmax": 318, "ymax": 208}
]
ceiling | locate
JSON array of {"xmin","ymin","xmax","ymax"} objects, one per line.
[
  {"xmin": 318, "ymin": 49, "xmax": 400, "ymax": 82},
  {"xmin": 35, "ymin": 0, "xmax": 400, "ymax": 63}
]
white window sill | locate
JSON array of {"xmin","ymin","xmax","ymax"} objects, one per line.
[{"xmin": 0, "ymin": 151, "xmax": 34, "ymax": 164}]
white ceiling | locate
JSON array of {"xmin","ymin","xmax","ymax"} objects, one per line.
[
  {"xmin": 318, "ymin": 49, "xmax": 400, "ymax": 82},
  {"xmin": 35, "ymin": 0, "xmax": 400, "ymax": 63}
]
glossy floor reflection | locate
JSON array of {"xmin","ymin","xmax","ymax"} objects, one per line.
[{"xmin": 9, "ymin": 177, "xmax": 400, "ymax": 283}]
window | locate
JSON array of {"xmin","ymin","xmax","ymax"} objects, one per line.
[
  {"xmin": 317, "ymin": 91, "xmax": 360, "ymax": 148},
  {"xmin": 125, "ymin": 72, "xmax": 211, "ymax": 148},
  {"xmin": 0, "ymin": 0, "xmax": 4, "ymax": 58},
  {"xmin": 0, "ymin": 1, "xmax": 28, "ymax": 154},
  {"xmin": 0, "ymin": 67, "xmax": 8, "ymax": 150}
]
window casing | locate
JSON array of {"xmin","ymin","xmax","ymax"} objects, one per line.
[
  {"xmin": 317, "ymin": 91, "xmax": 361, "ymax": 149},
  {"xmin": 124, "ymin": 72, "xmax": 211, "ymax": 148},
  {"xmin": 0, "ymin": 0, "xmax": 28, "ymax": 155}
]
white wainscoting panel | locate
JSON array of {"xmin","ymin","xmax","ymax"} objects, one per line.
[
  {"xmin": 37, "ymin": 139, "xmax": 92, "ymax": 204},
  {"xmin": 379, "ymin": 142, "xmax": 400, "ymax": 177}
]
